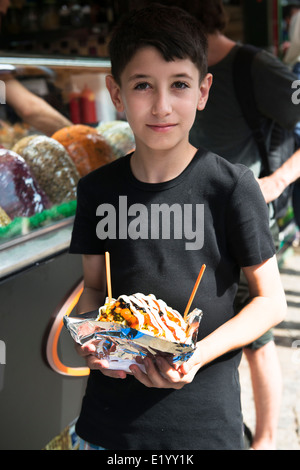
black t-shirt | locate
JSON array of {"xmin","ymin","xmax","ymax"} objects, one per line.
[{"xmin": 69, "ymin": 149, "xmax": 275, "ymax": 450}]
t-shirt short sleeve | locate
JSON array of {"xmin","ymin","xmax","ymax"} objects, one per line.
[{"xmin": 225, "ymin": 167, "xmax": 275, "ymax": 267}]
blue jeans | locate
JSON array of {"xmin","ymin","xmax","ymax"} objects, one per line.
[{"xmin": 79, "ymin": 438, "xmax": 106, "ymax": 450}]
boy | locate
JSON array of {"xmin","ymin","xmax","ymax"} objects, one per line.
[{"xmin": 70, "ymin": 4, "xmax": 286, "ymax": 450}]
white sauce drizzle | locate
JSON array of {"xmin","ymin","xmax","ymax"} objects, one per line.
[{"xmin": 116, "ymin": 293, "xmax": 187, "ymax": 342}]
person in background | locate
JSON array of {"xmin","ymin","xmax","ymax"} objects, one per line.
[
  {"xmin": 281, "ymin": 3, "xmax": 300, "ymax": 52},
  {"xmin": 283, "ymin": 4, "xmax": 300, "ymax": 75},
  {"xmin": 0, "ymin": 0, "xmax": 72, "ymax": 136},
  {"xmin": 183, "ymin": 0, "xmax": 300, "ymax": 449},
  {"xmin": 281, "ymin": 3, "xmax": 300, "ymax": 232}
]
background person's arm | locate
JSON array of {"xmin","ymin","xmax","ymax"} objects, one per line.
[
  {"xmin": 5, "ymin": 78, "xmax": 72, "ymax": 136},
  {"xmin": 258, "ymin": 147, "xmax": 300, "ymax": 203}
]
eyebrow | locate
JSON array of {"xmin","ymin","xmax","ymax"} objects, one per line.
[
  {"xmin": 128, "ymin": 73, "xmax": 195, "ymax": 82},
  {"xmin": 128, "ymin": 74, "xmax": 150, "ymax": 82}
]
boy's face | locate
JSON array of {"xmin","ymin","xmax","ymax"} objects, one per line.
[{"xmin": 106, "ymin": 46, "xmax": 212, "ymax": 154}]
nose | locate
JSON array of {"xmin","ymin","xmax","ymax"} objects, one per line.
[{"xmin": 151, "ymin": 89, "xmax": 172, "ymax": 117}]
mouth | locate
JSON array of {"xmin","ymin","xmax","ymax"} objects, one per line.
[{"xmin": 146, "ymin": 123, "xmax": 177, "ymax": 133}]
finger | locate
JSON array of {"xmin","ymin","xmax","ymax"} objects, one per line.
[
  {"xmin": 86, "ymin": 356, "xmax": 127, "ymax": 379},
  {"xmin": 75, "ymin": 341, "xmax": 97, "ymax": 357},
  {"xmin": 130, "ymin": 363, "xmax": 152, "ymax": 386},
  {"xmin": 179, "ymin": 348, "xmax": 202, "ymax": 375},
  {"xmin": 155, "ymin": 357, "xmax": 183, "ymax": 381},
  {"xmin": 101, "ymin": 368, "xmax": 127, "ymax": 379},
  {"xmin": 139, "ymin": 358, "xmax": 178, "ymax": 388},
  {"xmin": 130, "ymin": 358, "xmax": 166, "ymax": 388},
  {"xmin": 144, "ymin": 357, "xmax": 167, "ymax": 386}
]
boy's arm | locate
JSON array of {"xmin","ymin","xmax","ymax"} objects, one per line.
[
  {"xmin": 76, "ymin": 254, "xmax": 107, "ymax": 314},
  {"xmin": 130, "ymin": 255, "xmax": 286, "ymax": 388},
  {"xmin": 193, "ymin": 254, "xmax": 286, "ymax": 369}
]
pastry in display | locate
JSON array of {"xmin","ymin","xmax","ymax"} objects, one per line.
[
  {"xmin": 97, "ymin": 120, "xmax": 135, "ymax": 158},
  {"xmin": 12, "ymin": 135, "xmax": 40, "ymax": 156},
  {"xmin": 52, "ymin": 124, "xmax": 115, "ymax": 176},
  {"xmin": 0, "ymin": 149, "xmax": 50, "ymax": 219},
  {"xmin": 15, "ymin": 135, "xmax": 80, "ymax": 204},
  {"xmin": 0, "ymin": 121, "xmax": 30, "ymax": 150}
]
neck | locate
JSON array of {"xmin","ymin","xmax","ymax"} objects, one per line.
[
  {"xmin": 207, "ymin": 33, "xmax": 236, "ymax": 67},
  {"xmin": 130, "ymin": 143, "xmax": 197, "ymax": 184}
]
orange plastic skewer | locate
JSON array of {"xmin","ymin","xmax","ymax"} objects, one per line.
[
  {"xmin": 105, "ymin": 251, "xmax": 112, "ymax": 302},
  {"xmin": 183, "ymin": 264, "xmax": 206, "ymax": 321}
]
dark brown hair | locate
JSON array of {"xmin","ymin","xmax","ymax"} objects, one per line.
[
  {"xmin": 108, "ymin": 3, "xmax": 208, "ymax": 84},
  {"xmin": 184, "ymin": 0, "xmax": 228, "ymax": 34},
  {"xmin": 127, "ymin": 0, "xmax": 228, "ymax": 34}
]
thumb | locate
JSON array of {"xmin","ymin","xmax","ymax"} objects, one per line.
[{"xmin": 180, "ymin": 346, "xmax": 202, "ymax": 375}]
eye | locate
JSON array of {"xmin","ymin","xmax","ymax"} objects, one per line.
[
  {"xmin": 134, "ymin": 82, "xmax": 151, "ymax": 90},
  {"xmin": 172, "ymin": 81, "xmax": 189, "ymax": 89}
]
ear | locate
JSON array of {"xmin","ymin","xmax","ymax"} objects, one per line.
[
  {"xmin": 105, "ymin": 75, "xmax": 124, "ymax": 112},
  {"xmin": 197, "ymin": 73, "xmax": 213, "ymax": 111}
]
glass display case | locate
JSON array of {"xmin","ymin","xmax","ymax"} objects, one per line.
[
  {"xmin": 0, "ymin": 54, "xmax": 136, "ymax": 450},
  {"xmin": 0, "ymin": 55, "xmax": 122, "ymax": 281}
]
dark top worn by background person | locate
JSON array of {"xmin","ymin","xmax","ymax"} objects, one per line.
[{"xmin": 190, "ymin": 44, "xmax": 300, "ymax": 188}]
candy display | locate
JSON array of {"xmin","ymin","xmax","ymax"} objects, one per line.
[
  {"xmin": 1, "ymin": 119, "xmax": 134, "ymax": 244},
  {"xmin": 97, "ymin": 120, "xmax": 135, "ymax": 158},
  {"xmin": 0, "ymin": 149, "xmax": 50, "ymax": 219},
  {"xmin": 52, "ymin": 124, "xmax": 115, "ymax": 176},
  {"xmin": 15, "ymin": 136, "xmax": 80, "ymax": 204}
]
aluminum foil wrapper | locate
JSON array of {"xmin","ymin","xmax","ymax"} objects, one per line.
[{"xmin": 63, "ymin": 307, "xmax": 203, "ymax": 373}]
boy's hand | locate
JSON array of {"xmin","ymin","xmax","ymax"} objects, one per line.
[
  {"xmin": 75, "ymin": 342, "xmax": 127, "ymax": 379},
  {"xmin": 129, "ymin": 347, "xmax": 203, "ymax": 389}
]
